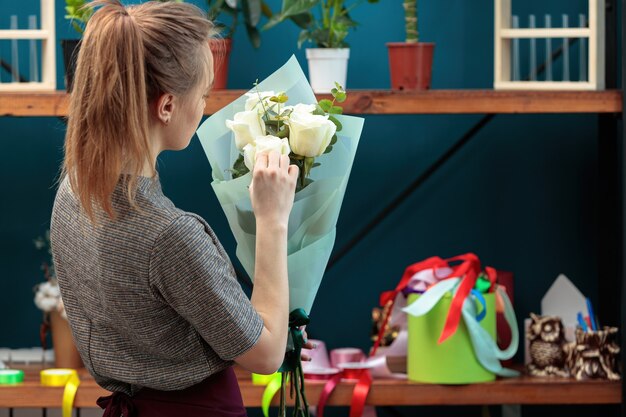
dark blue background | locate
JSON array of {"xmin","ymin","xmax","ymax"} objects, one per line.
[{"xmin": 0, "ymin": 1, "xmax": 620, "ymax": 415}]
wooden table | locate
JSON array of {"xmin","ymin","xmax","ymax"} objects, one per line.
[{"xmin": 0, "ymin": 365, "xmax": 619, "ymax": 408}]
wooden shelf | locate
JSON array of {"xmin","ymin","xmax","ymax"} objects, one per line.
[
  {"xmin": 0, "ymin": 90, "xmax": 621, "ymax": 117},
  {"xmin": 0, "ymin": 366, "xmax": 619, "ymax": 408}
]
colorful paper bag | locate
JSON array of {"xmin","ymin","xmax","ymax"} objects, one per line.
[
  {"xmin": 404, "ymin": 277, "xmax": 519, "ymax": 384},
  {"xmin": 407, "ymin": 291, "xmax": 496, "ymax": 383}
]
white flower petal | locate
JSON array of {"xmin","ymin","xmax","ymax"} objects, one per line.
[
  {"xmin": 225, "ymin": 111, "xmax": 266, "ymax": 150},
  {"xmin": 288, "ymin": 112, "xmax": 336, "ymax": 157}
]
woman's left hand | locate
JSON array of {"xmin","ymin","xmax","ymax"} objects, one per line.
[{"xmin": 301, "ymin": 328, "xmax": 316, "ymax": 362}]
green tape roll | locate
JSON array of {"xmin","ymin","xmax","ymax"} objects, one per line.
[{"xmin": 0, "ymin": 369, "xmax": 25, "ymax": 385}]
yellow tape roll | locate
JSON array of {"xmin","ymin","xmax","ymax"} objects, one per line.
[
  {"xmin": 41, "ymin": 369, "xmax": 81, "ymax": 417},
  {"xmin": 40, "ymin": 369, "xmax": 78, "ymax": 386}
]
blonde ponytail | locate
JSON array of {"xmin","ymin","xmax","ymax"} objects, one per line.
[{"xmin": 63, "ymin": 0, "xmax": 215, "ymax": 222}]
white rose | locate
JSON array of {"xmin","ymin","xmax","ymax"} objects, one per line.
[
  {"xmin": 283, "ymin": 103, "xmax": 316, "ymax": 116},
  {"xmin": 243, "ymin": 135, "xmax": 291, "ymax": 171},
  {"xmin": 245, "ymin": 90, "xmax": 277, "ymax": 114},
  {"xmin": 287, "ymin": 112, "xmax": 337, "ymax": 157},
  {"xmin": 225, "ymin": 111, "xmax": 266, "ymax": 150}
]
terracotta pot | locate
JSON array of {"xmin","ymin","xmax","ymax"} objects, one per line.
[
  {"xmin": 209, "ymin": 38, "xmax": 232, "ymax": 90},
  {"xmin": 61, "ymin": 39, "xmax": 81, "ymax": 93},
  {"xmin": 50, "ymin": 311, "xmax": 83, "ymax": 369},
  {"xmin": 387, "ymin": 42, "xmax": 435, "ymax": 91}
]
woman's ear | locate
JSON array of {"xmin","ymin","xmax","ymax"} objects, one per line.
[{"xmin": 155, "ymin": 93, "xmax": 176, "ymax": 125}]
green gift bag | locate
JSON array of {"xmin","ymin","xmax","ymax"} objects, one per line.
[
  {"xmin": 407, "ymin": 291, "xmax": 496, "ymax": 383},
  {"xmin": 405, "ymin": 278, "xmax": 519, "ymax": 384}
]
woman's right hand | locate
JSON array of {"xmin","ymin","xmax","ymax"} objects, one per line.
[{"xmin": 249, "ymin": 151, "xmax": 299, "ymax": 228}]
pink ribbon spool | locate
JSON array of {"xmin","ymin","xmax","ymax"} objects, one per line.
[
  {"xmin": 303, "ymin": 340, "xmax": 341, "ymax": 380},
  {"xmin": 330, "ymin": 347, "xmax": 365, "ymax": 368}
]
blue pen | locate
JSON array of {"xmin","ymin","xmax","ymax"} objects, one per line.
[
  {"xmin": 577, "ymin": 312, "xmax": 588, "ymax": 332},
  {"xmin": 586, "ymin": 298, "xmax": 598, "ymax": 331}
]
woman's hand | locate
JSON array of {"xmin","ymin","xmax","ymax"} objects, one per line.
[
  {"xmin": 249, "ymin": 151, "xmax": 298, "ymax": 229},
  {"xmin": 301, "ymin": 328, "xmax": 316, "ymax": 362}
]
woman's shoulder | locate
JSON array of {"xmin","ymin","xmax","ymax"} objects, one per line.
[{"xmin": 154, "ymin": 211, "xmax": 218, "ymax": 248}]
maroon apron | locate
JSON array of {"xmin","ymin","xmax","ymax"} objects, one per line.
[{"xmin": 97, "ymin": 367, "xmax": 247, "ymax": 417}]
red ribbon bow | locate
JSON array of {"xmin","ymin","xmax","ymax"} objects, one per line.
[
  {"xmin": 316, "ymin": 368, "xmax": 372, "ymax": 417},
  {"xmin": 372, "ymin": 253, "xmax": 495, "ymax": 355}
]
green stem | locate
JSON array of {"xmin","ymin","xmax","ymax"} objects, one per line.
[
  {"xmin": 342, "ymin": 0, "xmax": 368, "ymax": 16},
  {"xmin": 298, "ymin": 364, "xmax": 309, "ymax": 413},
  {"xmin": 280, "ymin": 372, "xmax": 287, "ymax": 417},
  {"xmin": 404, "ymin": 0, "xmax": 418, "ymax": 43},
  {"xmin": 322, "ymin": 0, "xmax": 330, "ymax": 29},
  {"xmin": 330, "ymin": 0, "xmax": 341, "ymax": 47},
  {"xmin": 231, "ymin": 9, "xmax": 239, "ymax": 38}
]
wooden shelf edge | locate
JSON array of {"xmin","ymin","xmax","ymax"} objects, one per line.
[
  {"xmin": 0, "ymin": 372, "xmax": 620, "ymax": 408},
  {"xmin": 0, "ymin": 90, "xmax": 622, "ymax": 117}
]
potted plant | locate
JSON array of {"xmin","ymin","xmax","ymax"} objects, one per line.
[
  {"xmin": 62, "ymin": 0, "xmax": 93, "ymax": 92},
  {"xmin": 387, "ymin": 0, "xmax": 434, "ymax": 90},
  {"xmin": 264, "ymin": 0, "xmax": 379, "ymax": 94},
  {"xmin": 33, "ymin": 231, "xmax": 83, "ymax": 369},
  {"xmin": 207, "ymin": 0, "xmax": 273, "ymax": 89}
]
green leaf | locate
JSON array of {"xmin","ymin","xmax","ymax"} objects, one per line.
[
  {"xmin": 276, "ymin": 125, "xmax": 290, "ymax": 138},
  {"xmin": 289, "ymin": 12, "xmax": 313, "ymax": 29},
  {"xmin": 231, "ymin": 154, "xmax": 250, "ymax": 179},
  {"xmin": 71, "ymin": 21, "xmax": 83, "ymax": 34},
  {"xmin": 328, "ymin": 115, "xmax": 343, "ymax": 131},
  {"xmin": 297, "ymin": 29, "xmax": 311, "ymax": 48},
  {"xmin": 264, "ymin": 0, "xmax": 318, "ymax": 30},
  {"xmin": 245, "ymin": 24, "xmax": 261, "ymax": 48},
  {"xmin": 318, "ymin": 99, "xmax": 333, "ymax": 112},
  {"xmin": 323, "ymin": 145, "xmax": 333, "ymax": 154},
  {"xmin": 208, "ymin": 0, "xmax": 226, "ymax": 20},
  {"xmin": 262, "ymin": 15, "xmax": 284, "ymax": 30},
  {"xmin": 243, "ymin": 0, "xmax": 262, "ymax": 27},
  {"xmin": 329, "ymin": 134, "xmax": 338, "ymax": 146},
  {"xmin": 328, "ymin": 105, "xmax": 343, "ymax": 114},
  {"xmin": 266, "ymin": 125, "xmax": 277, "ymax": 135},
  {"xmin": 295, "ymin": 177, "xmax": 314, "ymax": 193},
  {"xmin": 260, "ymin": 1, "xmax": 273, "ymax": 18},
  {"xmin": 280, "ymin": 0, "xmax": 319, "ymax": 17},
  {"xmin": 270, "ymin": 92, "xmax": 289, "ymax": 103},
  {"xmin": 313, "ymin": 104, "xmax": 326, "ymax": 116},
  {"xmin": 333, "ymin": 91, "xmax": 347, "ymax": 103}
]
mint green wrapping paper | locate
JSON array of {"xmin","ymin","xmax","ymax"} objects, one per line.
[{"xmin": 196, "ymin": 56, "xmax": 363, "ymax": 314}]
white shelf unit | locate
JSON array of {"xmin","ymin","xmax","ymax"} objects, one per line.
[
  {"xmin": 494, "ymin": 0, "xmax": 605, "ymax": 90},
  {"xmin": 0, "ymin": 0, "xmax": 56, "ymax": 91}
]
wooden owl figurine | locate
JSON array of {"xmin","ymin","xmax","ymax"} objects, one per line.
[{"xmin": 526, "ymin": 313, "xmax": 569, "ymax": 377}]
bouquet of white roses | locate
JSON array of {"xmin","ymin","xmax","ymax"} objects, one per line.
[
  {"xmin": 226, "ymin": 83, "xmax": 346, "ymax": 192},
  {"xmin": 197, "ymin": 56, "xmax": 363, "ymax": 417}
]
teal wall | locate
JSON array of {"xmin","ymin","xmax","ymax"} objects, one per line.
[{"xmin": 0, "ymin": 0, "xmax": 611, "ymax": 381}]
